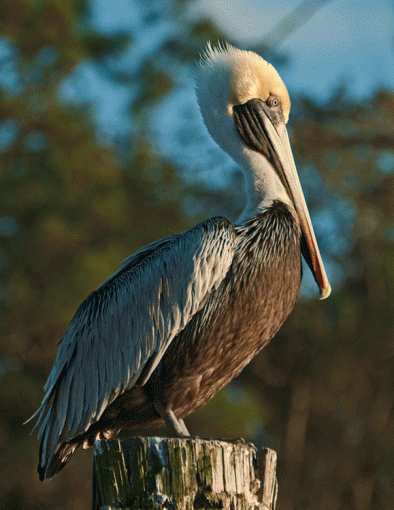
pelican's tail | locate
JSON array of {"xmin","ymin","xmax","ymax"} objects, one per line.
[
  {"xmin": 38, "ymin": 440, "xmax": 79, "ymax": 481},
  {"xmin": 38, "ymin": 422, "xmax": 121, "ymax": 481}
]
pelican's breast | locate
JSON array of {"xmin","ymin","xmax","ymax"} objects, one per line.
[{"xmin": 148, "ymin": 201, "xmax": 302, "ymax": 414}]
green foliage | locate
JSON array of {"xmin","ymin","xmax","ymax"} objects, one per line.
[
  {"xmin": 134, "ymin": 62, "xmax": 174, "ymax": 110},
  {"xmin": 82, "ymin": 30, "xmax": 131, "ymax": 60}
]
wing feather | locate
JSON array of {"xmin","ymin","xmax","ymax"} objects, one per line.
[{"xmin": 32, "ymin": 217, "xmax": 236, "ymax": 472}]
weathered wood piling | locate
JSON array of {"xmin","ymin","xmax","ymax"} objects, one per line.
[{"xmin": 93, "ymin": 437, "xmax": 277, "ymax": 510}]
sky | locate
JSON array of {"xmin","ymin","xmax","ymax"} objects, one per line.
[
  {"xmin": 77, "ymin": 0, "xmax": 394, "ymax": 166},
  {"xmin": 196, "ymin": 0, "xmax": 394, "ymax": 98},
  {"xmin": 82, "ymin": 0, "xmax": 394, "ymax": 135}
]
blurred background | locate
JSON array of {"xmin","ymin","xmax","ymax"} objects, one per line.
[{"xmin": 1, "ymin": 0, "xmax": 394, "ymax": 508}]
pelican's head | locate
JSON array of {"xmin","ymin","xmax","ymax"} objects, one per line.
[
  {"xmin": 196, "ymin": 43, "xmax": 290, "ymax": 158},
  {"xmin": 196, "ymin": 43, "xmax": 331, "ymax": 299}
]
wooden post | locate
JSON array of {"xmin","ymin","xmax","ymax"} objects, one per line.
[{"xmin": 93, "ymin": 437, "xmax": 278, "ymax": 510}]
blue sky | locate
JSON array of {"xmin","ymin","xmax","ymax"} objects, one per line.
[
  {"xmin": 74, "ymin": 0, "xmax": 394, "ymax": 151},
  {"xmin": 197, "ymin": 0, "xmax": 394, "ymax": 98}
]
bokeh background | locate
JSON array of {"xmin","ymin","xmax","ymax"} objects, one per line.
[{"xmin": 1, "ymin": 0, "xmax": 394, "ymax": 508}]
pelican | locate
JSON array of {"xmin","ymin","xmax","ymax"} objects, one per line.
[{"xmin": 30, "ymin": 43, "xmax": 331, "ymax": 480}]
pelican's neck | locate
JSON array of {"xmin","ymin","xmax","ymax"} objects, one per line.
[
  {"xmin": 234, "ymin": 147, "xmax": 292, "ymax": 225},
  {"xmin": 195, "ymin": 61, "xmax": 291, "ymax": 224},
  {"xmin": 196, "ymin": 103, "xmax": 292, "ymax": 225}
]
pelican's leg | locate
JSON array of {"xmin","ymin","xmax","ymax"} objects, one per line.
[
  {"xmin": 154, "ymin": 402, "xmax": 190, "ymax": 437},
  {"xmin": 178, "ymin": 419, "xmax": 190, "ymax": 436}
]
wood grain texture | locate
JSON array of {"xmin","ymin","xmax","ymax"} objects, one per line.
[{"xmin": 93, "ymin": 437, "xmax": 278, "ymax": 510}]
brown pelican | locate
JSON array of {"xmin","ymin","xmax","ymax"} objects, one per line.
[{"xmin": 29, "ymin": 43, "xmax": 331, "ymax": 480}]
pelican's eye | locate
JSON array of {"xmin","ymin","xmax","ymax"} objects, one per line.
[{"xmin": 267, "ymin": 95, "xmax": 280, "ymax": 108}]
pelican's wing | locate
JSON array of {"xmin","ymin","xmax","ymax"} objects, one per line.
[{"xmin": 30, "ymin": 217, "xmax": 236, "ymax": 470}]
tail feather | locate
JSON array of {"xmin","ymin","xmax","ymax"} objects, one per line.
[
  {"xmin": 38, "ymin": 440, "xmax": 79, "ymax": 481},
  {"xmin": 35, "ymin": 386, "xmax": 152, "ymax": 480},
  {"xmin": 38, "ymin": 423, "xmax": 121, "ymax": 480}
]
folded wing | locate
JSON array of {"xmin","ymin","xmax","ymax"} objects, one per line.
[{"xmin": 30, "ymin": 217, "xmax": 236, "ymax": 473}]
